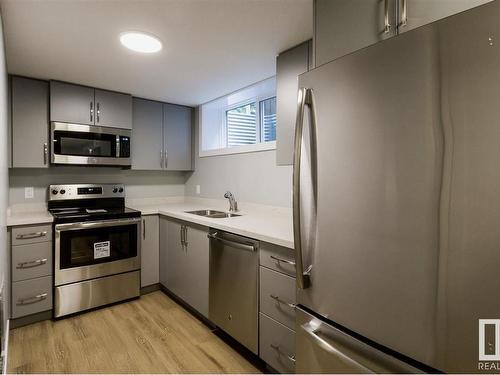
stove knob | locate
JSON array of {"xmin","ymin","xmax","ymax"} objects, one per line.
[
  {"xmin": 118, "ymin": 188, "xmax": 124, "ymax": 193},
  {"xmin": 60, "ymin": 189, "xmax": 66, "ymax": 195},
  {"xmin": 52, "ymin": 189, "xmax": 58, "ymax": 195},
  {"xmin": 113, "ymin": 188, "xmax": 118, "ymax": 193}
]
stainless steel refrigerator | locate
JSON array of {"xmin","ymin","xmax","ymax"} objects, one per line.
[{"xmin": 293, "ymin": 1, "xmax": 500, "ymax": 373}]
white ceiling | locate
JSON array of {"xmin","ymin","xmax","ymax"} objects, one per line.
[{"xmin": 0, "ymin": 0, "xmax": 312, "ymax": 106}]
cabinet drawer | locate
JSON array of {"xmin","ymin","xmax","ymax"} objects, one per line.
[
  {"xmin": 12, "ymin": 241, "xmax": 52, "ymax": 282},
  {"xmin": 12, "ymin": 276, "xmax": 52, "ymax": 318},
  {"xmin": 259, "ymin": 313, "xmax": 296, "ymax": 373},
  {"xmin": 260, "ymin": 267, "xmax": 296, "ymax": 330},
  {"xmin": 260, "ymin": 242, "xmax": 296, "ymax": 277},
  {"xmin": 12, "ymin": 224, "xmax": 52, "ymax": 245}
]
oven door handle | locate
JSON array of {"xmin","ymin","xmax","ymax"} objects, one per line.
[{"xmin": 55, "ymin": 217, "xmax": 141, "ymax": 231}]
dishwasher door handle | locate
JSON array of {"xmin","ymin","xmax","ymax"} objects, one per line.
[{"xmin": 208, "ymin": 232, "xmax": 257, "ymax": 252}]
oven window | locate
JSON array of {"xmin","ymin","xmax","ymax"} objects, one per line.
[
  {"xmin": 53, "ymin": 130, "xmax": 116, "ymax": 157},
  {"xmin": 59, "ymin": 223, "xmax": 137, "ymax": 269}
]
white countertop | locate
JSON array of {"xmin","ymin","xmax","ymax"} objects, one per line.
[
  {"xmin": 128, "ymin": 198, "xmax": 294, "ymax": 249},
  {"xmin": 7, "ymin": 197, "xmax": 294, "ymax": 249}
]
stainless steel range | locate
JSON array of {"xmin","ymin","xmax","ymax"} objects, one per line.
[{"xmin": 48, "ymin": 183, "xmax": 141, "ymax": 318}]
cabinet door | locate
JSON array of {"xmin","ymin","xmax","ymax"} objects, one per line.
[
  {"xmin": 160, "ymin": 217, "xmax": 187, "ymax": 298},
  {"xmin": 314, "ymin": 0, "xmax": 397, "ymax": 67},
  {"xmin": 131, "ymin": 98, "xmax": 164, "ymax": 170},
  {"xmin": 163, "ymin": 103, "xmax": 193, "ymax": 171},
  {"xmin": 141, "ymin": 215, "xmax": 159, "ymax": 287},
  {"xmin": 11, "ymin": 77, "xmax": 49, "ymax": 168},
  {"xmin": 398, "ymin": 0, "xmax": 493, "ymax": 33},
  {"xmin": 50, "ymin": 81, "xmax": 94, "ymax": 125},
  {"xmin": 183, "ymin": 224, "xmax": 209, "ymax": 317},
  {"xmin": 94, "ymin": 89, "xmax": 132, "ymax": 129},
  {"xmin": 276, "ymin": 42, "xmax": 311, "ymax": 166}
]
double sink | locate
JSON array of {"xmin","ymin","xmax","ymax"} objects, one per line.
[{"xmin": 185, "ymin": 209, "xmax": 241, "ymax": 219}]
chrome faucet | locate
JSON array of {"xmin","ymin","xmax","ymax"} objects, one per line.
[{"xmin": 224, "ymin": 191, "xmax": 238, "ymax": 212}]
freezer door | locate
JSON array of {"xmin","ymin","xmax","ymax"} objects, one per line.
[
  {"xmin": 294, "ymin": 10, "xmax": 443, "ymax": 367},
  {"xmin": 296, "ymin": 308, "xmax": 420, "ymax": 373}
]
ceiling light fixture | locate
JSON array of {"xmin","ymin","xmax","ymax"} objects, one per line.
[{"xmin": 119, "ymin": 31, "xmax": 162, "ymax": 53}]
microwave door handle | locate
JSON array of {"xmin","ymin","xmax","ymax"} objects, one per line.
[{"xmin": 116, "ymin": 135, "xmax": 120, "ymax": 158}]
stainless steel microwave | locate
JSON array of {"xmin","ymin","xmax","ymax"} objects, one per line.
[{"xmin": 50, "ymin": 122, "xmax": 131, "ymax": 166}]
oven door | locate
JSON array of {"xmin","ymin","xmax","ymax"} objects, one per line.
[
  {"xmin": 51, "ymin": 122, "xmax": 131, "ymax": 166},
  {"xmin": 54, "ymin": 217, "xmax": 141, "ymax": 286}
]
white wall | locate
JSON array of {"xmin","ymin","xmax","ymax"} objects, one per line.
[
  {"xmin": 9, "ymin": 168, "xmax": 185, "ymax": 205},
  {"xmin": 185, "ymin": 108, "xmax": 293, "ymax": 207},
  {"xmin": 0, "ymin": 9, "xmax": 9, "ymax": 364}
]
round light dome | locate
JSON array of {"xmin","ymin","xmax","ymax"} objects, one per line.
[{"xmin": 119, "ymin": 32, "xmax": 162, "ymax": 53}]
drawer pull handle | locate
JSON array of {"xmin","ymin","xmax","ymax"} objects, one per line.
[
  {"xmin": 270, "ymin": 294, "xmax": 296, "ymax": 309},
  {"xmin": 16, "ymin": 258, "xmax": 48, "ymax": 269},
  {"xmin": 16, "ymin": 231, "xmax": 47, "ymax": 240},
  {"xmin": 17, "ymin": 293, "xmax": 48, "ymax": 305},
  {"xmin": 270, "ymin": 344, "xmax": 296, "ymax": 363},
  {"xmin": 270, "ymin": 255, "xmax": 296, "ymax": 266}
]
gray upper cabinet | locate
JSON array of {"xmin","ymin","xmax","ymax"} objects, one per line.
[
  {"xmin": 50, "ymin": 81, "xmax": 132, "ymax": 129},
  {"xmin": 94, "ymin": 89, "xmax": 132, "ymax": 129},
  {"xmin": 314, "ymin": 0, "xmax": 396, "ymax": 67},
  {"xmin": 314, "ymin": 0, "xmax": 493, "ymax": 67},
  {"xmin": 276, "ymin": 41, "xmax": 311, "ymax": 166},
  {"xmin": 11, "ymin": 76, "xmax": 49, "ymax": 168},
  {"xmin": 397, "ymin": 0, "xmax": 493, "ymax": 33},
  {"xmin": 50, "ymin": 81, "xmax": 94, "ymax": 126},
  {"xmin": 132, "ymin": 98, "xmax": 164, "ymax": 170},
  {"xmin": 163, "ymin": 103, "xmax": 193, "ymax": 171}
]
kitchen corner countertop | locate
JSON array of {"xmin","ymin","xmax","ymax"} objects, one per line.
[
  {"xmin": 128, "ymin": 199, "xmax": 294, "ymax": 249},
  {"xmin": 7, "ymin": 205, "xmax": 54, "ymax": 226}
]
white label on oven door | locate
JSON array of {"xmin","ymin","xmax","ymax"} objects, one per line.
[{"xmin": 94, "ymin": 241, "xmax": 110, "ymax": 259}]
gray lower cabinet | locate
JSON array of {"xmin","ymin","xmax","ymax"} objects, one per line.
[
  {"xmin": 11, "ymin": 76, "xmax": 49, "ymax": 168},
  {"xmin": 163, "ymin": 103, "xmax": 193, "ymax": 171},
  {"xmin": 132, "ymin": 98, "xmax": 164, "ymax": 170},
  {"xmin": 141, "ymin": 215, "xmax": 160, "ymax": 287},
  {"xmin": 259, "ymin": 313, "xmax": 296, "ymax": 374},
  {"xmin": 276, "ymin": 41, "xmax": 312, "ymax": 166},
  {"xmin": 259, "ymin": 242, "xmax": 297, "ymax": 373},
  {"xmin": 159, "ymin": 217, "xmax": 209, "ymax": 317},
  {"xmin": 50, "ymin": 80, "xmax": 132, "ymax": 129},
  {"xmin": 10, "ymin": 223, "xmax": 53, "ymax": 319}
]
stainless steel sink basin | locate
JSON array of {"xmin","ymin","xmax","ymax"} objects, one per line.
[{"xmin": 185, "ymin": 210, "xmax": 241, "ymax": 218}]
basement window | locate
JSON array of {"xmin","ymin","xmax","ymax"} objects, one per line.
[{"xmin": 200, "ymin": 77, "xmax": 276, "ymax": 157}]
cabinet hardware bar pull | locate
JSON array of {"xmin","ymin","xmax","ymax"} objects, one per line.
[
  {"xmin": 383, "ymin": 0, "xmax": 391, "ymax": 34},
  {"xmin": 16, "ymin": 258, "xmax": 48, "ymax": 269},
  {"xmin": 96, "ymin": 102, "xmax": 100, "ymax": 123},
  {"xmin": 270, "ymin": 344, "xmax": 296, "ymax": 363},
  {"xmin": 16, "ymin": 231, "xmax": 47, "ymax": 240},
  {"xmin": 164, "ymin": 150, "xmax": 168, "ymax": 169},
  {"xmin": 143, "ymin": 219, "xmax": 146, "ymax": 240},
  {"xmin": 399, "ymin": 0, "xmax": 408, "ymax": 27},
  {"xmin": 90, "ymin": 101, "xmax": 93, "ymax": 122},
  {"xmin": 184, "ymin": 226, "xmax": 188, "ymax": 247},
  {"xmin": 17, "ymin": 293, "xmax": 47, "ymax": 305},
  {"xmin": 270, "ymin": 255, "xmax": 296, "ymax": 266},
  {"xmin": 270, "ymin": 294, "xmax": 296, "ymax": 309},
  {"xmin": 43, "ymin": 143, "xmax": 48, "ymax": 165}
]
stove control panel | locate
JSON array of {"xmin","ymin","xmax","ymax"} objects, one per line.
[{"xmin": 48, "ymin": 184, "xmax": 125, "ymax": 201}]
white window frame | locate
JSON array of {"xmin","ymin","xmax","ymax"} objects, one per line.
[{"xmin": 199, "ymin": 78, "xmax": 277, "ymax": 158}]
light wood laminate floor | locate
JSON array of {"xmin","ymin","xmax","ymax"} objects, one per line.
[{"xmin": 8, "ymin": 291, "xmax": 260, "ymax": 374}]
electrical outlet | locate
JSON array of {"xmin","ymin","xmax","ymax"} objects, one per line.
[
  {"xmin": 195, "ymin": 185, "xmax": 201, "ymax": 195},
  {"xmin": 24, "ymin": 187, "xmax": 34, "ymax": 199}
]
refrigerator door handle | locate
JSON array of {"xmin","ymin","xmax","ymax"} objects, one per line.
[
  {"xmin": 302, "ymin": 322, "xmax": 372, "ymax": 373},
  {"xmin": 293, "ymin": 87, "xmax": 314, "ymax": 289}
]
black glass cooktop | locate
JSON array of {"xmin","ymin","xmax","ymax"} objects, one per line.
[{"xmin": 49, "ymin": 206, "xmax": 141, "ymax": 224}]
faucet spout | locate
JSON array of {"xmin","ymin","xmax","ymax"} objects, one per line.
[{"xmin": 224, "ymin": 191, "xmax": 238, "ymax": 212}]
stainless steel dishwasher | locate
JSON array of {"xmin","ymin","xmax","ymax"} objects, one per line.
[{"xmin": 208, "ymin": 229, "xmax": 259, "ymax": 354}]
